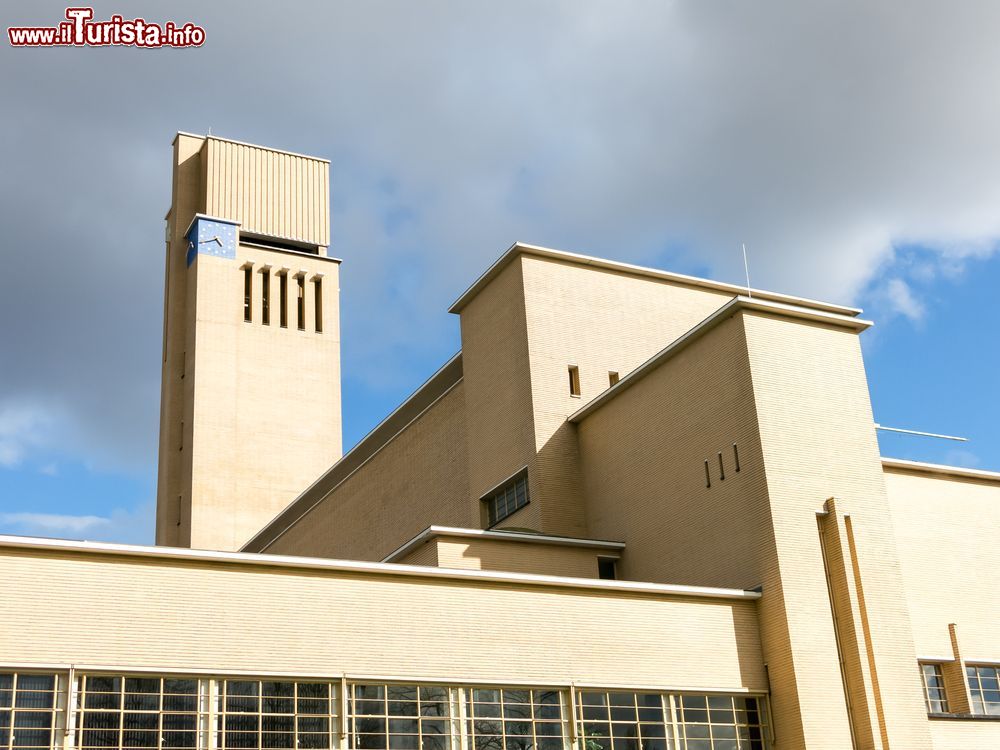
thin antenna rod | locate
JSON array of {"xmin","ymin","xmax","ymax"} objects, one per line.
[
  {"xmin": 742, "ymin": 243, "xmax": 752, "ymax": 298},
  {"xmin": 874, "ymin": 423, "xmax": 968, "ymax": 442}
]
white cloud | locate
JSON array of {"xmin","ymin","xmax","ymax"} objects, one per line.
[
  {"xmin": 883, "ymin": 278, "xmax": 926, "ymax": 323},
  {"xmin": 0, "ymin": 512, "xmax": 109, "ymax": 535},
  {"xmin": 0, "ymin": 502, "xmax": 154, "ymax": 545},
  {"xmin": 0, "ymin": 402, "xmax": 58, "ymax": 469}
]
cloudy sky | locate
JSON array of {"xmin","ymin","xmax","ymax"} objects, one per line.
[{"xmin": 1, "ymin": 1, "xmax": 998, "ymax": 543}]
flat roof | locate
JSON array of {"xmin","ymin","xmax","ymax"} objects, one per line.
[
  {"xmin": 571, "ymin": 295, "xmax": 873, "ymax": 423},
  {"xmin": 449, "ymin": 242, "xmax": 864, "ymax": 316},
  {"xmin": 0, "ymin": 535, "xmax": 760, "ymax": 602},
  {"xmin": 381, "ymin": 526, "xmax": 626, "ymax": 563},
  {"xmin": 881, "ymin": 457, "xmax": 1000, "ymax": 483}
]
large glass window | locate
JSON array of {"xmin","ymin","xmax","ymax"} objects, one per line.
[
  {"xmin": 350, "ymin": 684, "xmax": 450, "ymax": 750},
  {"xmin": 967, "ymin": 665, "xmax": 1000, "ymax": 716},
  {"xmin": 578, "ymin": 690, "xmax": 671, "ymax": 750},
  {"xmin": 0, "ymin": 673, "xmax": 59, "ymax": 750},
  {"xmin": 578, "ymin": 691, "xmax": 766, "ymax": 750},
  {"xmin": 465, "ymin": 688, "xmax": 566, "ymax": 750},
  {"xmin": 219, "ymin": 680, "xmax": 338, "ymax": 750},
  {"xmin": 77, "ymin": 675, "xmax": 200, "ymax": 749},
  {"xmin": 919, "ymin": 664, "xmax": 949, "ymax": 714},
  {"xmin": 483, "ymin": 472, "xmax": 529, "ymax": 527},
  {"xmin": 674, "ymin": 695, "xmax": 766, "ymax": 750}
]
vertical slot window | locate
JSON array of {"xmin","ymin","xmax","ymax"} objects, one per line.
[
  {"xmin": 243, "ymin": 267, "xmax": 253, "ymax": 322},
  {"xmin": 313, "ymin": 278, "xmax": 323, "ymax": 333},
  {"xmin": 279, "ymin": 273, "xmax": 288, "ymax": 328},
  {"xmin": 568, "ymin": 366, "xmax": 581, "ymax": 397},
  {"xmin": 608, "ymin": 371, "xmax": 620, "ymax": 387},
  {"xmin": 297, "ymin": 276, "xmax": 306, "ymax": 331},
  {"xmin": 261, "ymin": 269, "xmax": 270, "ymax": 326}
]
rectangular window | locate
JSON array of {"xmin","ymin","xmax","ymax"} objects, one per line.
[
  {"xmin": 597, "ymin": 558, "xmax": 617, "ymax": 581},
  {"xmin": 314, "ymin": 278, "xmax": 323, "ymax": 333},
  {"xmin": 920, "ymin": 663, "xmax": 949, "ymax": 714},
  {"xmin": 261, "ymin": 269, "xmax": 271, "ymax": 326},
  {"xmin": 297, "ymin": 276, "xmax": 306, "ymax": 331},
  {"xmin": 465, "ymin": 687, "xmax": 566, "ymax": 750},
  {"xmin": 350, "ymin": 684, "xmax": 451, "ymax": 750},
  {"xmin": 608, "ymin": 371, "xmax": 620, "ymax": 387},
  {"xmin": 77, "ymin": 674, "xmax": 200, "ymax": 750},
  {"xmin": 579, "ymin": 691, "xmax": 767, "ymax": 750},
  {"xmin": 218, "ymin": 679, "xmax": 338, "ymax": 749},
  {"xmin": 0, "ymin": 673, "xmax": 59, "ymax": 750},
  {"xmin": 279, "ymin": 273, "xmax": 288, "ymax": 328},
  {"xmin": 967, "ymin": 664, "xmax": 1000, "ymax": 716},
  {"xmin": 243, "ymin": 267, "xmax": 253, "ymax": 322},
  {"xmin": 568, "ymin": 366, "xmax": 581, "ymax": 397},
  {"xmin": 483, "ymin": 471, "xmax": 529, "ymax": 527}
]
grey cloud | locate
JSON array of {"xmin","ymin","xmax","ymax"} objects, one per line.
[{"xmin": 2, "ymin": 0, "xmax": 1000, "ymax": 475}]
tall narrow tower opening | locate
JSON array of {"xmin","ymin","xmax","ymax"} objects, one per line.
[{"xmin": 155, "ymin": 133, "xmax": 342, "ymax": 552}]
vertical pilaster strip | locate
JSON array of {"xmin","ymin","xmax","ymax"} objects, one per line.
[
  {"xmin": 941, "ymin": 624, "xmax": 972, "ymax": 714},
  {"xmin": 817, "ymin": 499, "xmax": 884, "ymax": 749},
  {"xmin": 844, "ymin": 514, "xmax": 890, "ymax": 748}
]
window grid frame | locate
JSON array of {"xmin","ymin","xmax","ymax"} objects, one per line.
[
  {"xmin": 349, "ymin": 683, "xmax": 454, "ymax": 750},
  {"xmin": 464, "ymin": 687, "xmax": 568, "ymax": 750},
  {"xmin": 5, "ymin": 673, "xmax": 773, "ymax": 750},
  {"xmin": 76, "ymin": 674, "xmax": 203, "ymax": 750},
  {"xmin": 577, "ymin": 690, "xmax": 768, "ymax": 750},
  {"xmin": 217, "ymin": 678, "xmax": 339, "ymax": 750},
  {"xmin": 966, "ymin": 664, "xmax": 1000, "ymax": 716},
  {"xmin": 484, "ymin": 472, "xmax": 530, "ymax": 527},
  {"xmin": 918, "ymin": 663, "xmax": 949, "ymax": 715},
  {"xmin": 0, "ymin": 672, "xmax": 61, "ymax": 750}
]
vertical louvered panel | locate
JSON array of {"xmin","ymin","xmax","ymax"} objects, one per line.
[{"xmin": 203, "ymin": 137, "xmax": 330, "ymax": 246}]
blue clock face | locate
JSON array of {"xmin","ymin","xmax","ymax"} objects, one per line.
[{"xmin": 186, "ymin": 217, "xmax": 238, "ymax": 266}]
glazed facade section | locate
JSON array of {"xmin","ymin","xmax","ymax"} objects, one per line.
[{"xmin": 0, "ymin": 673, "xmax": 767, "ymax": 750}]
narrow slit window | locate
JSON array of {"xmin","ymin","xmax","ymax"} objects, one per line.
[
  {"xmin": 243, "ymin": 267, "xmax": 252, "ymax": 322},
  {"xmin": 733, "ymin": 443, "xmax": 741, "ymax": 472},
  {"xmin": 297, "ymin": 275, "xmax": 306, "ymax": 331},
  {"xmin": 279, "ymin": 273, "xmax": 288, "ymax": 328},
  {"xmin": 260, "ymin": 269, "xmax": 270, "ymax": 326},
  {"xmin": 313, "ymin": 278, "xmax": 323, "ymax": 333},
  {"xmin": 608, "ymin": 371, "xmax": 620, "ymax": 386},
  {"xmin": 704, "ymin": 460, "xmax": 711, "ymax": 488},
  {"xmin": 568, "ymin": 365, "xmax": 581, "ymax": 397}
]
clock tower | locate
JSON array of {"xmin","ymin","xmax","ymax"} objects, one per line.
[{"xmin": 155, "ymin": 132, "xmax": 342, "ymax": 551}]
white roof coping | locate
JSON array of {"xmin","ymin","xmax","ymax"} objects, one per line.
[
  {"xmin": 0, "ymin": 534, "xmax": 759, "ymax": 602},
  {"xmin": 449, "ymin": 242, "xmax": 863, "ymax": 317},
  {"xmin": 380, "ymin": 525, "xmax": 626, "ymax": 563},
  {"xmin": 881, "ymin": 457, "xmax": 1000, "ymax": 483}
]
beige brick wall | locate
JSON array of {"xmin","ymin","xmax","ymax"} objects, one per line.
[
  {"xmin": 265, "ymin": 381, "xmax": 473, "ymax": 561},
  {"xmin": 0, "ymin": 547, "xmax": 766, "ymax": 692},
  {"xmin": 459, "ymin": 258, "xmax": 542, "ymax": 530},
  {"xmin": 884, "ymin": 467, "xmax": 1000, "ymax": 663},
  {"xmin": 576, "ymin": 314, "xmax": 771, "ymax": 591},
  {"xmin": 743, "ymin": 311, "xmax": 932, "ymax": 750},
  {"xmin": 186, "ymin": 246, "xmax": 341, "ymax": 552},
  {"xmin": 519, "ymin": 256, "xmax": 735, "ymax": 539},
  {"xmin": 431, "ymin": 537, "xmax": 612, "ymax": 578}
]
